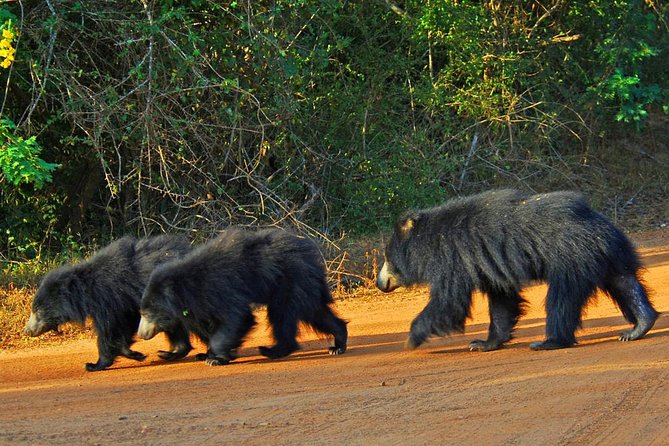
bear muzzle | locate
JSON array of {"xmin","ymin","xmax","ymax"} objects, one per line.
[
  {"xmin": 137, "ymin": 315, "xmax": 160, "ymax": 340},
  {"xmin": 23, "ymin": 311, "xmax": 54, "ymax": 337},
  {"xmin": 376, "ymin": 261, "xmax": 401, "ymax": 293}
]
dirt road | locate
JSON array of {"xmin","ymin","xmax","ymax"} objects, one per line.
[{"xmin": 2, "ymin": 242, "xmax": 669, "ymax": 445}]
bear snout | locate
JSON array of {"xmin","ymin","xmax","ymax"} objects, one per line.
[
  {"xmin": 23, "ymin": 311, "xmax": 50, "ymax": 337},
  {"xmin": 376, "ymin": 261, "xmax": 401, "ymax": 293},
  {"xmin": 137, "ymin": 315, "xmax": 160, "ymax": 340}
]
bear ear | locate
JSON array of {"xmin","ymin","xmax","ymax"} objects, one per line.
[
  {"xmin": 400, "ymin": 218, "xmax": 414, "ymax": 235},
  {"xmin": 398, "ymin": 214, "xmax": 418, "ymax": 238}
]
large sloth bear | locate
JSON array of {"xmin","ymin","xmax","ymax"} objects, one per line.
[
  {"xmin": 376, "ymin": 189, "xmax": 658, "ymax": 351},
  {"xmin": 24, "ymin": 235, "xmax": 193, "ymax": 371},
  {"xmin": 137, "ymin": 227, "xmax": 348, "ymax": 366}
]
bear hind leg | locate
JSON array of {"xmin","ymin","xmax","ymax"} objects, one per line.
[
  {"xmin": 470, "ymin": 289, "xmax": 524, "ymax": 352},
  {"xmin": 120, "ymin": 324, "xmax": 146, "ymax": 362},
  {"xmin": 304, "ymin": 306, "xmax": 348, "ymax": 355},
  {"xmin": 605, "ymin": 274, "xmax": 658, "ymax": 342},
  {"xmin": 259, "ymin": 306, "xmax": 299, "ymax": 359}
]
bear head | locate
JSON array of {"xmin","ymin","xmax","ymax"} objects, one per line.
[
  {"xmin": 376, "ymin": 212, "xmax": 422, "ymax": 293},
  {"xmin": 24, "ymin": 267, "xmax": 86, "ymax": 336},
  {"xmin": 137, "ymin": 266, "xmax": 181, "ymax": 340}
]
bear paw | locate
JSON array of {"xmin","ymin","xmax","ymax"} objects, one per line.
[
  {"xmin": 194, "ymin": 353, "xmax": 209, "ymax": 361},
  {"xmin": 259, "ymin": 345, "xmax": 297, "ymax": 359},
  {"xmin": 328, "ymin": 346, "xmax": 346, "ymax": 355},
  {"xmin": 529, "ymin": 339, "xmax": 572, "ymax": 351},
  {"xmin": 404, "ymin": 337, "xmax": 420, "ymax": 350},
  {"xmin": 85, "ymin": 361, "xmax": 112, "ymax": 372},
  {"xmin": 205, "ymin": 356, "xmax": 230, "ymax": 366},
  {"xmin": 618, "ymin": 315, "xmax": 658, "ymax": 342},
  {"xmin": 468, "ymin": 339, "xmax": 502, "ymax": 352},
  {"xmin": 157, "ymin": 349, "xmax": 189, "ymax": 361},
  {"xmin": 122, "ymin": 350, "xmax": 147, "ymax": 362}
]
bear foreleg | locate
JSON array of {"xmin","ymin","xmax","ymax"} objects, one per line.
[
  {"xmin": 407, "ymin": 293, "xmax": 470, "ymax": 350},
  {"xmin": 158, "ymin": 323, "xmax": 193, "ymax": 361},
  {"xmin": 204, "ymin": 310, "xmax": 257, "ymax": 366}
]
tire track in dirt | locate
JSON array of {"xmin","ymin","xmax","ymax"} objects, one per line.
[{"xmin": 557, "ymin": 360, "xmax": 669, "ymax": 445}]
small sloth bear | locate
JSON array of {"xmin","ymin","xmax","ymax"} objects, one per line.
[
  {"xmin": 137, "ymin": 227, "xmax": 348, "ymax": 366},
  {"xmin": 376, "ymin": 189, "xmax": 658, "ymax": 352},
  {"xmin": 24, "ymin": 235, "xmax": 193, "ymax": 371}
]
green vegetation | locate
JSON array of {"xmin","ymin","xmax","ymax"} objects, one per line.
[{"xmin": 1, "ymin": 0, "xmax": 668, "ymax": 266}]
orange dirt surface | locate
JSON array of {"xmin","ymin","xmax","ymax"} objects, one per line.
[{"xmin": 2, "ymin": 240, "xmax": 669, "ymax": 445}]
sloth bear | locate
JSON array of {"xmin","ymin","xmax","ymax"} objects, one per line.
[
  {"xmin": 376, "ymin": 189, "xmax": 658, "ymax": 351},
  {"xmin": 137, "ymin": 227, "xmax": 348, "ymax": 366},
  {"xmin": 24, "ymin": 235, "xmax": 193, "ymax": 371}
]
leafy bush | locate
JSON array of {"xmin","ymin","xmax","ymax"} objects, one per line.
[{"xmin": 0, "ymin": 118, "xmax": 59, "ymax": 188}]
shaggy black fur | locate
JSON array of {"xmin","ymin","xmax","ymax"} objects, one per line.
[
  {"xmin": 137, "ymin": 227, "xmax": 348, "ymax": 366},
  {"xmin": 376, "ymin": 189, "xmax": 658, "ymax": 351},
  {"xmin": 24, "ymin": 235, "xmax": 193, "ymax": 371}
]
